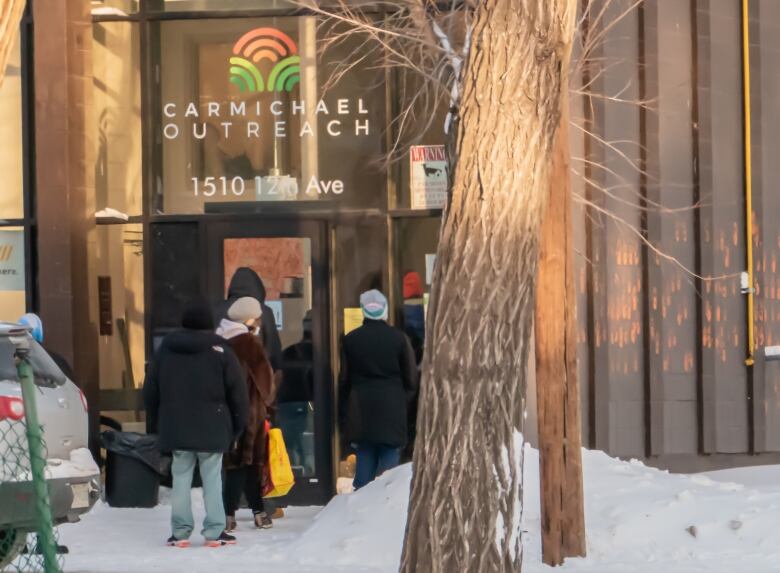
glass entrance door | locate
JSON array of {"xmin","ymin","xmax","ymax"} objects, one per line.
[{"xmin": 206, "ymin": 219, "xmax": 332, "ymax": 505}]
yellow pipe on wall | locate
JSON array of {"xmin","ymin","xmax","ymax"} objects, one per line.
[{"xmin": 742, "ymin": 0, "xmax": 756, "ymax": 367}]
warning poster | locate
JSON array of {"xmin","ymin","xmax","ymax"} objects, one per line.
[{"xmin": 410, "ymin": 145, "xmax": 448, "ymax": 210}]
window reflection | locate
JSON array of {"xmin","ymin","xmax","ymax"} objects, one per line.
[
  {"xmin": 279, "ymin": 311, "xmax": 316, "ymax": 477},
  {"xmin": 0, "ymin": 36, "xmax": 24, "ymax": 220},
  {"xmin": 93, "ymin": 22, "xmax": 142, "ymax": 216}
]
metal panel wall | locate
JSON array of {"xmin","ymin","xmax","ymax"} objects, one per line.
[
  {"xmin": 696, "ymin": 0, "xmax": 749, "ymax": 454},
  {"xmin": 754, "ymin": 0, "xmax": 780, "ymax": 452},
  {"xmin": 644, "ymin": 0, "xmax": 699, "ymax": 456}
]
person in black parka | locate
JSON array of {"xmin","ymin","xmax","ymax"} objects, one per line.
[
  {"xmin": 339, "ymin": 290, "xmax": 417, "ymax": 490},
  {"xmin": 144, "ymin": 299, "xmax": 249, "ymax": 547}
]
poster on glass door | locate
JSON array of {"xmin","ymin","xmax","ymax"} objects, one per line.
[
  {"xmin": 0, "ymin": 230, "xmax": 24, "ymax": 292},
  {"xmin": 410, "ymin": 145, "xmax": 448, "ymax": 210}
]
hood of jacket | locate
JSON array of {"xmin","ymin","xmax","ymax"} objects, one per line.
[
  {"xmin": 162, "ymin": 330, "xmax": 225, "ymax": 354},
  {"xmin": 227, "ymin": 267, "xmax": 267, "ymax": 303},
  {"xmin": 217, "ymin": 318, "xmax": 249, "ymax": 340}
]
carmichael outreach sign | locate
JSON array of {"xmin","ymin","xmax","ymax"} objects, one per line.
[{"xmin": 162, "ymin": 27, "xmax": 371, "ymax": 142}]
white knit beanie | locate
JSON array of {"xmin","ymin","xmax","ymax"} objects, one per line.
[{"xmin": 227, "ymin": 296, "xmax": 262, "ymax": 322}]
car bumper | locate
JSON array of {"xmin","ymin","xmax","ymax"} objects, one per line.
[{"xmin": 0, "ymin": 474, "xmax": 100, "ymax": 530}]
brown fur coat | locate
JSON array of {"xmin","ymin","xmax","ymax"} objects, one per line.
[{"xmin": 223, "ymin": 332, "xmax": 276, "ymax": 469}]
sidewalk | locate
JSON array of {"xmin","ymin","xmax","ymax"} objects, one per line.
[{"xmin": 59, "ymin": 494, "xmax": 377, "ymax": 573}]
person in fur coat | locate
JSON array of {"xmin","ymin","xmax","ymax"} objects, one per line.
[{"xmin": 217, "ymin": 296, "xmax": 277, "ymax": 531}]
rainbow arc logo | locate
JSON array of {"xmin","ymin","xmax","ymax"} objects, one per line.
[{"xmin": 229, "ymin": 28, "xmax": 301, "ymax": 93}]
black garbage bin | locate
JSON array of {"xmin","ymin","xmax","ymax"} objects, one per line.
[{"xmin": 101, "ymin": 431, "xmax": 162, "ymax": 508}]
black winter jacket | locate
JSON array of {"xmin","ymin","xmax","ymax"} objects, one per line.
[
  {"xmin": 221, "ymin": 267, "xmax": 283, "ymax": 372},
  {"xmin": 143, "ymin": 330, "xmax": 249, "ymax": 453},
  {"xmin": 339, "ymin": 320, "xmax": 418, "ymax": 448}
]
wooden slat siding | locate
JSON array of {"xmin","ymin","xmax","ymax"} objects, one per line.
[
  {"xmin": 696, "ymin": 0, "xmax": 749, "ymax": 454},
  {"xmin": 753, "ymin": 0, "xmax": 780, "ymax": 452}
]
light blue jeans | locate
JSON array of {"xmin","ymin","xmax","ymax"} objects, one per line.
[{"xmin": 171, "ymin": 451, "xmax": 226, "ymax": 541}]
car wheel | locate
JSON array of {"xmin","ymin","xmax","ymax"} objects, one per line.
[{"xmin": 0, "ymin": 528, "xmax": 26, "ymax": 568}]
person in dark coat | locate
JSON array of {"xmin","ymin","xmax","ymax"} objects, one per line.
[
  {"xmin": 223, "ymin": 268, "xmax": 283, "ymax": 373},
  {"xmin": 144, "ymin": 298, "xmax": 249, "ymax": 548},
  {"xmin": 216, "ymin": 297, "xmax": 277, "ymax": 531},
  {"xmin": 401, "ymin": 271, "xmax": 425, "ymax": 363},
  {"xmin": 339, "ymin": 290, "xmax": 417, "ymax": 490}
]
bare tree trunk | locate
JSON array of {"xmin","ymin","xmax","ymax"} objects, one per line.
[
  {"xmin": 535, "ymin": 98, "xmax": 586, "ymax": 566},
  {"xmin": 400, "ymin": 2, "xmax": 577, "ymax": 571}
]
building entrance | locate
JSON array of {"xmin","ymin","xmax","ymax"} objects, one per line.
[{"xmin": 205, "ymin": 219, "xmax": 333, "ymax": 506}]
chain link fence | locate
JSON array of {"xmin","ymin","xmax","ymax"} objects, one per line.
[{"xmin": 0, "ymin": 346, "xmax": 63, "ymax": 573}]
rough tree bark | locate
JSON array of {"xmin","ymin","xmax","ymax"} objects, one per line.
[
  {"xmin": 535, "ymin": 98, "xmax": 586, "ymax": 566},
  {"xmin": 400, "ymin": 2, "xmax": 577, "ymax": 571}
]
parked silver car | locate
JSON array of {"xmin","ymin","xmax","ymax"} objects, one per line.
[{"xmin": 0, "ymin": 323, "xmax": 100, "ymax": 567}]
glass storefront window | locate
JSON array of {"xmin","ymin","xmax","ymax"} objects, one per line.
[
  {"xmin": 335, "ymin": 221, "xmax": 387, "ymax": 334},
  {"xmin": 0, "ymin": 37, "xmax": 24, "ymax": 220},
  {"xmin": 154, "ymin": 17, "xmax": 386, "ymax": 214},
  {"xmin": 0, "ymin": 227, "xmax": 26, "ymax": 322},
  {"xmin": 95, "ymin": 223, "xmax": 146, "ymax": 390},
  {"xmin": 393, "ymin": 71, "xmax": 449, "ymax": 210},
  {"xmin": 93, "ymin": 22, "xmax": 143, "ymax": 217}
]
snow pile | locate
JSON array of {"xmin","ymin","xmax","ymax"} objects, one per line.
[
  {"xmin": 0, "ymin": 444, "xmax": 98, "ymax": 482},
  {"xmin": 61, "ymin": 445, "xmax": 780, "ymax": 572},
  {"xmin": 269, "ymin": 464, "xmax": 411, "ymax": 571},
  {"xmin": 283, "ymin": 446, "xmax": 780, "ymax": 572},
  {"xmin": 46, "ymin": 447, "xmax": 100, "ymax": 479}
]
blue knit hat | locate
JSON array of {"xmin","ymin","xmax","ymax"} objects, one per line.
[
  {"xmin": 360, "ymin": 290, "xmax": 388, "ymax": 321},
  {"xmin": 18, "ymin": 313, "xmax": 43, "ymax": 343}
]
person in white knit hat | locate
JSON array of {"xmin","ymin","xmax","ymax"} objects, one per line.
[
  {"xmin": 217, "ymin": 297, "xmax": 277, "ymax": 531},
  {"xmin": 338, "ymin": 290, "xmax": 418, "ymax": 489}
]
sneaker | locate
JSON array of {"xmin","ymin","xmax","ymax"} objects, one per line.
[
  {"xmin": 205, "ymin": 532, "xmax": 237, "ymax": 547},
  {"xmin": 254, "ymin": 512, "xmax": 273, "ymax": 529},
  {"xmin": 225, "ymin": 516, "xmax": 237, "ymax": 533},
  {"xmin": 271, "ymin": 507, "xmax": 285, "ymax": 519},
  {"xmin": 166, "ymin": 536, "xmax": 190, "ymax": 548}
]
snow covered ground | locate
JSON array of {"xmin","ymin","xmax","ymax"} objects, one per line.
[{"xmin": 59, "ymin": 447, "xmax": 780, "ymax": 573}]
